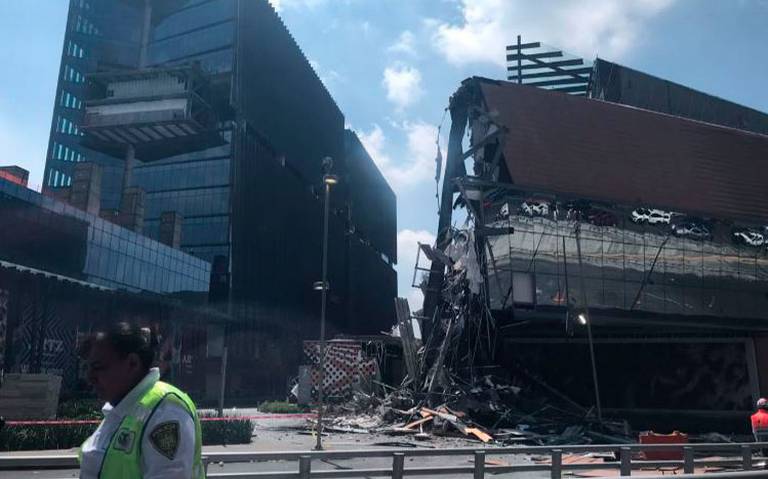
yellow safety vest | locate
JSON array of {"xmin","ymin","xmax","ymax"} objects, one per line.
[{"xmin": 81, "ymin": 381, "xmax": 205, "ymax": 479}]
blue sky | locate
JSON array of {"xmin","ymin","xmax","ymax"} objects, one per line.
[{"xmin": 1, "ymin": 0, "xmax": 767, "ymax": 309}]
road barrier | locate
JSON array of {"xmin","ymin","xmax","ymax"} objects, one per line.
[{"xmin": 3, "ymin": 442, "xmax": 768, "ymax": 478}]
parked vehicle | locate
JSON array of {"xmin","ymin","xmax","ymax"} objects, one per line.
[
  {"xmin": 520, "ymin": 199, "xmax": 550, "ymax": 218},
  {"xmin": 733, "ymin": 229, "xmax": 765, "ymax": 247},
  {"xmin": 563, "ymin": 200, "xmax": 616, "ymax": 226},
  {"xmin": 498, "ymin": 202, "xmax": 510, "ymax": 219},
  {"xmin": 631, "ymin": 208, "xmax": 672, "ymax": 225},
  {"xmin": 564, "ymin": 200, "xmax": 590, "ymax": 222},
  {"xmin": 672, "ymin": 222, "xmax": 711, "ymax": 240}
]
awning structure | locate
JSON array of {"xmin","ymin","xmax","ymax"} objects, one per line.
[
  {"xmin": 0, "ymin": 258, "xmax": 232, "ymax": 322},
  {"xmin": 0, "ymin": 258, "xmax": 114, "ymax": 292}
]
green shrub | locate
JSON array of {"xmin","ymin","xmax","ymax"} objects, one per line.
[
  {"xmin": 1, "ymin": 417, "xmax": 253, "ymax": 451},
  {"xmin": 0, "ymin": 423, "xmax": 97, "ymax": 451},
  {"xmin": 201, "ymin": 418, "xmax": 253, "ymax": 445},
  {"xmin": 258, "ymin": 400, "xmax": 308, "ymax": 414},
  {"xmin": 58, "ymin": 399, "xmax": 103, "ymax": 420}
]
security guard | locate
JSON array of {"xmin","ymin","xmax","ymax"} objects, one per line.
[{"xmin": 78, "ymin": 322, "xmax": 204, "ymax": 478}]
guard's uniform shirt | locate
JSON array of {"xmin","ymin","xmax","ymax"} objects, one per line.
[
  {"xmin": 79, "ymin": 368, "xmax": 202, "ymax": 479},
  {"xmin": 752, "ymin": 409, "xmax": 768, "ymax": 441}
]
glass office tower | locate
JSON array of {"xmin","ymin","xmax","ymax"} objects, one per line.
[
  {"xmin": 45, "ymin": 0, "xmax": 398, "ymax": 396},
  {"xmin": 45, "ymin": 0, "xmax": 236, "ymax": 264}
]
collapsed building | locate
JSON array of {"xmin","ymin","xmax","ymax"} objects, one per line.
[{"xmin": 420, "ymin": 42, "xmax": 768, "ymax": 433}]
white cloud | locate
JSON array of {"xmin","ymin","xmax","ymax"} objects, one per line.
[
  {"xmin": 271, "ymin": 0, "xmax": 359, "ymax": 11},
  {"xmin": 397, "ymin": 229, "xmax": 436, "ymax": 312},
  {"xmin": 269, "ymin": 0, "xmax": 329, "ymax": 11},
  {"xmin": 429, "ymin": 0, "xmax": 677, "ymax": 67},
  {"xmin": 357, "ymin": 121, "xmax": 442, "ymax": 191},
  {"xmin": 388, "ymin": 31, "xmax": 417, "ymax": 56},
  {"xmin": 382, "ymin": 64, "xmax": 423, "ymax": 111}
]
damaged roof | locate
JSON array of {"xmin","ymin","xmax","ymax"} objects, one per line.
[{"xmin": 473, "ymin": 78, "xmax": 768, "ymax": 222}]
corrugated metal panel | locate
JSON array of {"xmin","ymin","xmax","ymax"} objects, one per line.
[
  {"xmin": 479, "ymin": 79, "xmax": 768, "ymax": 222},
  {"xmin": 591, "ymin": 58, "xmax": 768, "ymax": 136}
]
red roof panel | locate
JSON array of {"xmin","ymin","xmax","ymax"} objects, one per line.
[{"xmin": 478, "ymin": 79, "xmax": 768, "ymax": 222}]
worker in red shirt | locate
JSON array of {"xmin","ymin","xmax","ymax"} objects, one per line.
[{"xmin": 752, "ymin": 398, "xmax": 768, "ymax": 453}]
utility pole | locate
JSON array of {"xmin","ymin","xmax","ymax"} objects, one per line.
[
  {"xmin": 315, "ymin": 157, "xmax": 338, "ymax": 451},
  {"xmin": 574, "ymin": 225, "xmax": 603, "ymax": 421},
  {"xmin": 217, "ymin": 346, "xmax": 228, "ymax": 417}
]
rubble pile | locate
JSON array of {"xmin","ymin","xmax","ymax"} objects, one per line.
[
  {"xmin": 314, "ymin": 369, "xmax": 633, "ymax": 445},
  {"xmin": 312, "ymin": 225, "xmax": 632, "ymax": 445}
]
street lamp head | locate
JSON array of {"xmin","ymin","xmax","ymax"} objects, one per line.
[
  {"xmin": 323, "ymin": 174, "xmax": 339, "ymax": 186},
  {"xmin": 577, "ymin": 313, "xmax": 588, "ymax": 325},
  {"xmin": 321, "ymin": 156, "xmax": 333, "ymax": 174}
]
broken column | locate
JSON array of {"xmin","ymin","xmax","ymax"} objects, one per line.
[
  {"xmin": 70, "ymin": 162, "xmax": 102, "ymax": 216},
  {"xmin": 159, "ymin": 211, "xmax": 183, "ymax": 248},
  {"xmin": 118, "ymin": 187, "xmax": 145, "ymax": 233}
]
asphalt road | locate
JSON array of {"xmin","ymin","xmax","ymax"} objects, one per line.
[{"xmin": 0, "ymin": 410, "xmax": 551, "ymax": 479}]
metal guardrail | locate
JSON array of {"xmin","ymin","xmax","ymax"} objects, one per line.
[{"xmin": 3, "ymin": 442, "xmax": 768, "ymax": 478}]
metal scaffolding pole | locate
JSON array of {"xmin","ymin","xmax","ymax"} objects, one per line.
[{"xmin": 574, "ymin": 225, "xmax": 603, "ymax": 421}]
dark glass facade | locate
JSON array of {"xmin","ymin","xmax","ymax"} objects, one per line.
[
  {"xmin": 44, "ymin": 0, "xmax": 236, "ymax": 265},
  {"xmin": 0, "ymin": 178, "xmax": 210, "ymax": 294},
  {"xmin": 488, "ymin": 197, "xmax": 768, "ymax": 320},
  {"xmin": 44, "ymin": 0, "xmax": 397, "ymax": 396}
]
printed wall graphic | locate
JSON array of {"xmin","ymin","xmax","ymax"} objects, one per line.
[
  {"xmin": 12, "ymin": 292, "xmax": 76, "ymax": 379},
  {"xmin": 303, "ymin": 341, "xmax": 379, "ymax": 399}
]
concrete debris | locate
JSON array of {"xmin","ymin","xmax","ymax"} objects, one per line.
[
  {"xmin": 305, "ymin": 217, "xmax": 637, "ymax": 444},
  {"xmin": 310, "ymin": 368, "xmax": 638, "ymax": 446},
  {"xmin": 446, "ymin": 229, "xmax": 484, "ymax": 294},
  {"xmin": 306, "ymin": 221, "xmax": 650, "ymax": 445}
]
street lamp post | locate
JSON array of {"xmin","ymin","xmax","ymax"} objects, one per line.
[{"xmin": 315, "ymin": 157, "xmax": 338, "ymax": 451}]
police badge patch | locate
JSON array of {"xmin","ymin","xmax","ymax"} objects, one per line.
[
  {"xmin": 149, "ymin": 421, "xmax": 180, "ymax": 460},
  {"xmin": 114, "ymin": 428, "xmax": 135, "ymax": 453}
]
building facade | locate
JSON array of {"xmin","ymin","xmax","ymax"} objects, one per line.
[
  {"xmin": 427, "ymin": 73, "xmax": 768, "ymax": 432},
  {"xmin": 0, "ymin": 175, "xmax": 215, "ymax": 396},
  {"xmin": 44, "ymin": 0, "xmax": 397, "ymax": 398},
  {"xmin": 0, "ymin": 176, "xmax": 210, "ymax": 293}
]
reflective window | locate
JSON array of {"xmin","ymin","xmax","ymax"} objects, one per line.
[
  {"xmin": 59, "ymin": 90, "xmax": 83, "ymax": 109},
  {"xmin": 46, "ymin": 168, "xmax": 72, "ymax": 187},
  {"xmin": 133, "ymin": 158, "xmax": 230, "ymax": 191},
  {"xmin": 65, "ymin": 40, "xmax": 86, "ymax": 58},
  {"xmin": 51, "ymin": 142, "xmax": 86, "ymax": 162},
  {"xmin": 487, "ymin": 204, "xmax": 768, "ymax": 320},
  {"xmin": 182, "ymin": 216, "xmax": 230, "ymax": 245},
  {"xmin": 73, "ymin": 14, "xmax": 100, "ymax": 36},
  {"xmin": 145, "ymin": 187, "xmax": 230, "ymax": 218},
  {"xmin": 63, "ymin": 65, "xmax": 86, "ymax": 84},
  {"xmin": 162, "ymin": 48, "xmax": 234, "ymax": 74},
  {"xmin": 55, "ymin": 116, "xmax": 84, "ymax": 136},
  {"xmin": 152, "ymin": 0, "xmax": 235, "ymax": 41},
  {"xmin": 147, "ymin": 20, "xmax": 234, "ymax": 64}
]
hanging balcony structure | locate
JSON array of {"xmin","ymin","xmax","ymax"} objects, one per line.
[{"xmin": 81, "ymin": 65, "xmax": 224, "ymax": 161}]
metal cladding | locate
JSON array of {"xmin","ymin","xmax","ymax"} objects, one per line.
[
  {"xmin": 476, "ymin": 78, "xmax": 768, "ymax": 222},
  {"xmin": 591, "ymin": 58, "xmax": 768, "ymax": 136}
]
